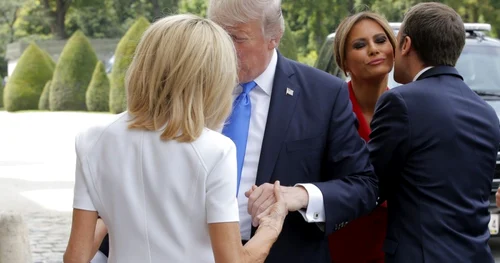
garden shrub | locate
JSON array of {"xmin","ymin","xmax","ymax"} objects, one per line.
[
  {"xmin": 3, "ymin": 43, "xmax": 55, "ymax": 111},
  {"xmin": 38, "ymin": 80, "xmax": 51, "ymax": 110},
  {"xmin": 86, "ymin": 61, "xmax": 110, "ymax": 112},
  {"xmin": 49, "ymin": 30, "xmax": 98, "ymax": 111},
  {"xmin": 109, "ymin": 16, "xmax": 150, "ymax": 114}
]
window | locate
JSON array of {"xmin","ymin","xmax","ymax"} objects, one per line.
[{"xmin": 455, "ymin": 45, "xmax": 500, "ymax": 92}]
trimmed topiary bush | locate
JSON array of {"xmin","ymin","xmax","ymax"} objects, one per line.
[
  {"xmin": 0, "ymin": 78, "xmax": 4, "ymax": 109},
  {"xmin": 279, "ymin": 21, "xmax": 298, "ymax": 61},
  {"xmin": 86, "ymin": 61, "xmax": 110, "ymax": 112},
  {"xmin": 41, "ymin": 49, "xmax": 56, "ymax": 69},
  {"xmin": 49, "ymin": 30, "xmax": 98, "ymax": 111},
  {"xmin": 3, "ymin": 43, "xmax": 55, "ymax": 112},
  {"xmin": 109, "ymin": 16, "xmax": 150, "ymax": 114},
  {"xmin": 38, "ymin": 80, "xmax": 51, "ymax": 110}
]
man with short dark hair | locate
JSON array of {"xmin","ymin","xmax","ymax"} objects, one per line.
[{"xmin": 368, "ymin": 2, "xmax": 500, "ymax": 262}]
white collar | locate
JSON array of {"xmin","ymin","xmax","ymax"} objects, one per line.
[{"xmin": 413, "ymin": 66, "xmax": 434, "ymax": 82}]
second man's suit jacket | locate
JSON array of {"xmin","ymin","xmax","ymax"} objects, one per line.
[{"xmin": 369, "ymin": 66, "xmax": 500, "ymax": 263}]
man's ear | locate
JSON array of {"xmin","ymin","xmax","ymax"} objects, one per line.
[
  {"xmin": 268, "ymin": 38, "xmax": 280, "ymax": 50},
  {"xmin": 401, "ymin": 36, "xmax": 412, "ymax": 56}
]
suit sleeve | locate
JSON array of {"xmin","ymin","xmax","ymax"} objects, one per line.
[
  {"xmin": 368, "ymin": 90, "xmax": 410, "ymax": 203},
  {"xmin": 313, "ymin": 82, "xmax": 379, "ymax": 235}
]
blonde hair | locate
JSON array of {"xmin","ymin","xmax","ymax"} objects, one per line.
[
  {"xmin": 207, "ymin": 0, "xmax": 284, "ymax": 39},
  {"xmin": 334, "ymin": 11, "xmax": 397, "ymax": 75},
  {"xmin": 126, "ymin": 14, "xmax": 238, "ymax": 142}
]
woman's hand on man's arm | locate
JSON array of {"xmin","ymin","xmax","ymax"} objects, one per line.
[{"xmin": 209, "ymin": 181, "xmax": 288, "ymax": 263}]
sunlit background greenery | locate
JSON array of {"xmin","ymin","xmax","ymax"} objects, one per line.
[
  {"xmin": 0, "ymin": 0, "xmax": 498, "ymax": 72},
  {"xmin": 0, "ymin": 0, "xmax": 498, "ymax": 112}
]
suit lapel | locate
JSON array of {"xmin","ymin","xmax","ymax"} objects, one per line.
[
  {"xmin": 255, "ymin": 54, "xmax": 299, "ymax": 185},
  {"xmin": 417, "ymin": 66, "xmax": 463, "ymax": 81}
]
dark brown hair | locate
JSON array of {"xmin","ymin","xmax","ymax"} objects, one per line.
[{"xmin": 400, "ymin": 2, "xmax": 465, "ymax": 66}]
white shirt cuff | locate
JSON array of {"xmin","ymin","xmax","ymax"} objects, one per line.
[{"xmin": 295, "ymin": 183, "xmax": 325, "ymax": 223}]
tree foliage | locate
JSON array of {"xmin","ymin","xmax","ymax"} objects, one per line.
[
  {"xmin": 279, "ymin": 21, "xmax": 298, "ymax": 61},
  {"xmin": 3, "ymin": 0, "xmax": 500, "ymax": 70},
  {"xmin": 178, "ymin": 0, "xmax": 207, "ymax": 17},
  {"xmin": 0, "ymin": 76, "xmax": 4, "ymax": 108}
]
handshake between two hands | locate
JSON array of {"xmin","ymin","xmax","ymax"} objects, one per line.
[{"xmin": 244, "ymin": 182, "xmax": 309, "ymax": 227}]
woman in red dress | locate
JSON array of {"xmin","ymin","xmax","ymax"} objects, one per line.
[{"xmin": 328, "ymin": 12, "xmax": 397, "ymax": 263}]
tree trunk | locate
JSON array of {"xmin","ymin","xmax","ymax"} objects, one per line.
[
  {"xmin": 150, "ymin": 0, "xmax": 161, "ymax": 19},
  {"xmin": 43, "ymin": 0, "xmax": 72, "ymax": 39},
  {"xmin": 54, "ymin": 4, "xmax": 67, "ymax": 39},
  {"xmin": 472, "ymin": 6, "xmax": 479, "ymax": 22},
  {"xmin": 0, "ymin": 6, "xmax": 19, "ymax": 43},
  {"xmin": 347, "ymin": 0, "xmax": 355, "ymax": 13}
]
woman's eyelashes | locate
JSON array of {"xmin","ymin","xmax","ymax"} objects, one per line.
[
  {"xmin": 353, "ymin": 41, "xmax": 366, "ymax": 49},
  {"xmin": 375, "ymin": 36, "xmax": 387, "ymax": 44},
  {"xmin": 352, "ymin": 35, "xmax": 387, "ymax": 50}
]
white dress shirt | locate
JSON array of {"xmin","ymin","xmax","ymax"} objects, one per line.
[
  {"xmin": 235, "ymin": 50, "xmax": 275, "ymax": 240},
  {"xmin": 73, "ymin": 112, "xmax": 239, "ymax": 263},
  {"xmin": 234, "ymin": 49, "xmax": 325, "ymax": 239},
  {"xmin": 413, "ymin": 66, "xmax": 434, "ymax": 81}
]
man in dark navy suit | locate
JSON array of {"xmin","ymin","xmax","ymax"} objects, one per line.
[
  {"xmin": 208, "ymin": 0, "xmax": 379, "ymax": 262},
  {"xmin": 368, "ymin": 2, "xmax": 500, "ymax": 263}
]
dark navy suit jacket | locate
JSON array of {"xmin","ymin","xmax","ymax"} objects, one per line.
[
  {"xmin": 250, "ymin": 53, "xmax": 379, "ymax": 263},
  {"xmin": 368, "ymin": 66, "xmax": 500, "ymax": 263}
]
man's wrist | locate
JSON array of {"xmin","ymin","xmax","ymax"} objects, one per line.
[
  {"xmin": 297, "ymin": 186, "xmax": 309, "ymax": 209},
  {"xmin": 292, "ymin": 183, "xmax": 326, "ymax": 223},
  {"xmin": 284, "ymin": 185, "xmax": 309, "ymax": 211}
]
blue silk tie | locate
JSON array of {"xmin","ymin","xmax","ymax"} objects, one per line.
[{"xmin": 222, "ymin": 81, "xmax": 257, "ymax": 196}]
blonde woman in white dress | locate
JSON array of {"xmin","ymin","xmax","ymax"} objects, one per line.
[{"xmin": 63, "ymin": 13, "xmax": 287, "ymax": 263}]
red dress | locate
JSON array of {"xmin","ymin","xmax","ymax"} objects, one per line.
[{"xmin": 328, "ymin": 81, "xmax": 387, "ymax": 263}]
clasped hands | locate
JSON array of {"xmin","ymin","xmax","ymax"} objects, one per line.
[{"xmin": 245, "ymin": 182, "xmax": 309, "ymax": 227}]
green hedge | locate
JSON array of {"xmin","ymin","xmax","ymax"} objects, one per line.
[
  {"xmin": 86, "ymin": 61, "xmax": 110, "ymax": 112},
  {"xmin": 109, "ymin": 17, "xmax": 150, "ymax": 114},
  {"xmin": 279, "ymin": 21, "xmax": 298, "ymax": 61},
  {"xmin": 41, "ymin": 49, "xmax": 55, "ymax": 67},
  {"xmin": 3, "ymin": 43, "xmax": 55, "ymax": 112},
  {"xmin": 49, "ymin": 30, "xmax": 98, "ymax": 111},
  {"xmin": 38, "ymin": 80, "xmax": 51, "ymax": 110},
  {"xmin": 0, "ymin": 78, "xmax": 4, "ymax": 108}
]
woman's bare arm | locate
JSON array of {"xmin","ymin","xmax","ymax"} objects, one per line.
[
  {"xmin": 64, "ymin": 209, "xmax": 98, "ymax": 263},
  {"xmin": 208, "ymin": 181, "xmax": 287, "ymax": 263}
]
